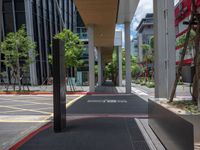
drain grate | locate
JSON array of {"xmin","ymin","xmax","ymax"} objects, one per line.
[{"xmin": 126, "ymin": 119, "xmax": 150, "ymax": 150}]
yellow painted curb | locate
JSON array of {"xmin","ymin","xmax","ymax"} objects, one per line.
[{"xmin": 66, "ymin": 95, "xmax": 84, "ymax": 109}]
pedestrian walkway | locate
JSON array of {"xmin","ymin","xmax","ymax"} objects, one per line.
[
  {"xmin": 15, "ymin": 94, "xmax": 151, "ymax": 150},
  {"xmin": 19, "ymin": 118, "xmax": 150, "ymax": 150},
  {"xmin": 66, "ymin": 95, "xmax": 148, "ymax": 116}
]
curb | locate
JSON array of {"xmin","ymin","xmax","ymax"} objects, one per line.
[{"xmin": 8, "ymin": 123, "xmax": 52, "ymax": 150}]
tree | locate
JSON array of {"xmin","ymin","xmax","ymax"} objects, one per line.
[
  {"xmin": 50, "ymin": 29, "xmax": 84, "ymax": 91},
  {"xmin": 53, "ymin": 28, "xmax": 84, "ymax": 68},
  {"xmin": 175, "ymin": 29, "xmax": 197, "ymax": 102},
  {"xmin": 141, "ymin": 43, "xmax": 154, "ymax": 80},
  {"xmin": 104, "ymin": 49, "xmax": 118, "ymax": 85},
  {"xmin": 131, "ymin": 56, "xmax": 141, "ymax": 79},
  {"xmin": 0, "ymin": 25, "xmax": 36, "ymax": 91},
  {"xmin": 169, "ymin": 0, "xmax": 199, "ymax": 104}
]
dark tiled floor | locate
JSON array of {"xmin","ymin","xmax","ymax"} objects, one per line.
[
  {"xmin": 66, "ymin": 95, "xmax": 148, "ymax": 115},
  {"xmin": 20, "ymin": 118, "xmax": 150, "ymax": 150}
]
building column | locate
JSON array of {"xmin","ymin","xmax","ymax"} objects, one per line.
[
  {"xmin": 24, "ymin": 0, "xmax": 38, "ymax": 85},
  {"xmin": 97, "ymin": 48, "xmax": 102, "ymax": 86},
  {"xmin": 138, "ymin": 33, "xmax": 143, "ymax": 62},
  {"xmin": 125, "ymin": 22, "xmax": 132, "ymax": 93},
  {"xmin": 88, "ymin": 25, "xmax": 95, "ymax": 92},
  {"xmin": 118, "ymin": 46, "xmax": 123, "ymax": 87},
  {"xmin": 154, "ymin": 0, "xmax": 176, "ymax": 98}
]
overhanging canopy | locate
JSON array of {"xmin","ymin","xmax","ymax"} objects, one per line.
[{"xmin": 74, "ymin": 0, "xmax": 139, "ymax": 62}]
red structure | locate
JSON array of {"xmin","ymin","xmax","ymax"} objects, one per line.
[{"xmin": 175, "ymin": 0, "xmax": 200, "ymax": 82}]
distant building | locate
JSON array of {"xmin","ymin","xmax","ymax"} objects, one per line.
[
  {"xmin": 175, "ymin": 0, "xmax": 200, "ymax": 83},
  {"xmin": 136, "ymin": 13, "xmax": 154, "ymax": 63},
  {"xmin": 131, "ymin": 38, "xmax": 138, "ymax": 57}
]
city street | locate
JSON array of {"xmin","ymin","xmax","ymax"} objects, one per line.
[{"xmin": 0, "ymin": 95, "xmax": 79, "ymax": 150}]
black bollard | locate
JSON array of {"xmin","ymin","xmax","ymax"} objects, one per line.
[{"xmin": 53, "ymin": 39, "xmax": 66, "ymax": 132}]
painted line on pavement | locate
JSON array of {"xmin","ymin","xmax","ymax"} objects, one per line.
[
  {"xmin": 0, "ymin": 98, "xmax": 52, "ymax": 106},
  {"xmin": 66, "ymin": 95, "xmax": 84, "ymax": 109},
  {"xmin": 131, "ymin": 87, "xmax": 148, "ymax": 96},
  {"xmin": 0, "ymin": 105, "xmax": 52, "ymax": 115},
  {"xmin": 0, "ymin": 115, "xmax": 52, "ymax": 123}
]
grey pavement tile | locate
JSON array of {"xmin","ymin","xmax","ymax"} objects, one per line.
[
  {"xmin": 15, "ymin": 104, "xmax": 50, "ymax": 109},
  {"xmin": 0, "ymin": 107, "xmax": 17, "ymax": 112}
]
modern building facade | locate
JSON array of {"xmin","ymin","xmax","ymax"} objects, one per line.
[
  {"xmin": 136, "ymin": 13, "xmax": 154, "ymax": 63},
  {"xmin": 0, "ymin": 0, "xmax": 77, "ymax": 85},
  {"xmin": 131, "ymin": 37, "xmax": 139, "ymax": 57},
  {"xmin": 76, "ymin": 12, "xmax": 89, "ymax": 86},
  {"xmin": 175, "ymin": 0, "xmax": 200, "ymax": 83}
]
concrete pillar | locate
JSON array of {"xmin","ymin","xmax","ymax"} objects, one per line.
[
  {"xmin": 97, "ymin": 48, "xmax": 102, "ymax": 86},
  {"xmin": 88, "ymin": 25, "xmax": 95, "ymax": 92},
  {"xmin": 24, "ymin": 0, "xmax": 38, "ymax": 85},
  {"xmin": 101, "ymin": 58, "xmax": 105, "ymax": 84},
  {"xmin": 154, "ymin": 0, "xmax": 176, "ymax": 98},
  {"xmin": 138, "ymin": 33, "xmax": 143, "ymax": 62},
  {"xmin": 125, "ymin": 22, "xmax": 132, "ymax": 93},
  {"xmin": 118, "ymin": 46, "xmax": 123, "ymax": 87}
]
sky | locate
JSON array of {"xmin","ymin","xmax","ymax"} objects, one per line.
[{"xmin": 116, "ymin": 0, "xmax": 180, "ymax": 45}]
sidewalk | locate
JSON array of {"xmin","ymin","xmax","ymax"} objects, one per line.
[
  {"xmin": 12, "ymin": 94, "xmax": 156, "ymax": 150},
  {"xmin": 132, "ymin": 83, "xmax": 192, "ymax": 100}
]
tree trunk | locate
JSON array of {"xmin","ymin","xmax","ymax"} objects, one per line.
[
  {"xmin": 192, "ymin": 74, "xmax": 198, "ymax": 102},
  {"xmin": 169, "ymin": 13, "xmax": 194, "ymax": 102},
  {"xmin": 194, "ymin": 16, "xmax": 200, "ymax": 111}
]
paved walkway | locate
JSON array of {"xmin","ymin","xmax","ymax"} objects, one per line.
[
  {"xmin": 17, "ymin": 94, "xmax": 151, "ymax": 150},
  {"xmin": 20, "ymin": 118, "xmax": 150, "ymax": 150}
]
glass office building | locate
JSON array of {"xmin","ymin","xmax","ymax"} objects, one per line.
[{"xmin": 0, "ymin": 0, "xmax": 77, "ymax": 85}]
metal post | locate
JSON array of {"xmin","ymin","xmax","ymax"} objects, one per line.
[{"xmin": 53, "ymin": 39, "xmax": 66, "ymax": 132}]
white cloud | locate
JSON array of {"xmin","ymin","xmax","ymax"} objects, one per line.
[
  {"xmin": 116, "ymin": 0, "xmax": 179, "ymax": 45},
  {"xmin": 131, "ymin": 0, "xmax": 153, "ymax": 32}
]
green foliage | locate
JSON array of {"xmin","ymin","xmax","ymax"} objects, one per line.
[
  {"xmin": 131, "ymin": 56, "xmax": 141, "ymax": 78},
  {"xmin": 141, "ymin": 44, "xmax": 153, "ymax": 63},
  {"xmin": 48, "ymin": 54, "xmax": 53, "ymax": 65},
  {"xmin": 171, "ymin": 101, "xmax": 199, "ymax": 114},
  {"xmin": 0, "ymin": 25, "xmax": 36, "ymax": 90},
  {"xmin": 150, "ymin": 36, "xmax": 154, "ymax": 49},
  {"xmin": 176, "ymin": 29, "xmax": 196, "ymax": 48},
  {"xmin": 52, "ymin": 28, "xmax": 84, "ymax": 68},
  {"xmin": 104, "ymin": 49, "xmax": 118, "ymax": 84},
  {"xmin": 145, "ymin": 81, "xmax": 155, "ymax": 88}
]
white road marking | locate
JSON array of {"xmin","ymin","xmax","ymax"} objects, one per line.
[
  {"xmin": 131, "ymin": 87, "xmax": 148, "ymax": 96},
  {"xmin": 87, "ymin": 99, "xmax": 127, "ymax": 103}
]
